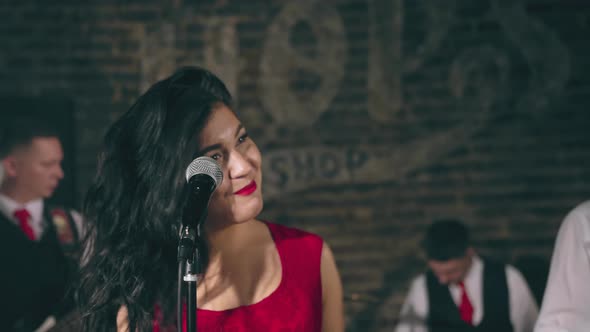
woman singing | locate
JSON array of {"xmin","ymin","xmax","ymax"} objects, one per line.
[{"xmin": 77, "ymin": 67, "xmax": 344, "ymax": 332}]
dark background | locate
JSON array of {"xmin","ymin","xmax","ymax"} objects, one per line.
[{"xmin": 1, "ymin": 0, "xmax": 588, "ymax": 330}]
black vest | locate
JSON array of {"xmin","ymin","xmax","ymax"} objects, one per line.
[
  {"xmin": 426, "ymin": 258, "xmax": 513, "ymax": 332},
  {"xmin": 0, "ymin": 205, "xmax": 80, "ymax": 331}
]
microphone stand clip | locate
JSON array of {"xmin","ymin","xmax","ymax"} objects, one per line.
[{"xmin": 177, "ymin": 225, "xmax": 199, "ymax": 332}]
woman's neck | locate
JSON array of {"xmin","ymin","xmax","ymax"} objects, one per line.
[{"xmin": 204, "ymin": 219, "xmax": 262, "ymax": 259}]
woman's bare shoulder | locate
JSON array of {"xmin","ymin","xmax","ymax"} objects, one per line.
[{"xmin": 116, "ymin": 306, "xmax": 130, "ymax": 332}]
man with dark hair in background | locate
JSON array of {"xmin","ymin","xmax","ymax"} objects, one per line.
[
  {"xmin": 394, "ymin": 219, "xmax": 538, "ymax": 332},
  {"xmin": 0, "ymin": 115, "xmax": 83, "ymax": 332}
]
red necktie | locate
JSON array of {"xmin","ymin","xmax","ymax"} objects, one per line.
[
  {"xmin": 14, "ymin": 208, "xmax": 35, "ymax": 240},
  {"xmin": 458, "ymin": 281, "xmax": 473, "ymax": 325}
]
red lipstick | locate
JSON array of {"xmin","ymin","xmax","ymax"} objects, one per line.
[{"xmin": 234, "ymin": 180, "xmax": 257, "ymax": 196}]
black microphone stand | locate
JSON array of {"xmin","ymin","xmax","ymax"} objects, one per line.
[
  {"xmin": 177, "ymin": 225, "xmax": 199, "ymax": 332},
  {"xmin": 177, "ymin": 168, "xmax": 218, "ymax": 332}
]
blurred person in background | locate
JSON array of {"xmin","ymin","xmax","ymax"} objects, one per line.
[
  {"xmin": 535, "ymin": 201, "xmax": 590, "ymax": 332},
  {"xmin": 0, "ymin": 115, "xmax": 84, "ymax": 332},
  {"xmin": 395, "ymin": 219, "xmax": 538, "ymax": 332}
]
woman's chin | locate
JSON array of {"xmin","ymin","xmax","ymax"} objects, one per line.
[{"xmin": 234, "ymin": 197, "xmax": 264, "ymax": 223}]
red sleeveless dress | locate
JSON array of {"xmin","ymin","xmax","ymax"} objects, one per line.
[
  {"xmin": 196, "ymin": 222, "xmax": 323, "ymax": 331},
  {"xmin": 155, "ymin": 222, "xmax": 324, "ymax": 332}
]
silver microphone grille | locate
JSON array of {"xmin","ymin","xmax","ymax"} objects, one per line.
[{"xmin": 185, "ymin": 156, "xmax": 223, "ymax": 187}]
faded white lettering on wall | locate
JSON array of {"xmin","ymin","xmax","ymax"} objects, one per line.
[
  {"xmin": 259, "ymin": 0, "xmax": 347, "ymax": 126},
  {"xmin": 368, "ymin": 0, "xmax": 454, "ymax": 122},
  {"xmin": 204, "ymin": 18, "xmax": 241, "ymax": 102},
  {"xmin": 139, "ymin": 23, "xmax": 176, "ymax": 93}
]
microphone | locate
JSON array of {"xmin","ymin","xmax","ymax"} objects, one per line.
[
  {"xmin": 182, "ymin": 156, "xmax": 223, "ymax": 232},
  {"xmin": 178, "ymin": 157, "xmax": 223, "ymax": 329}
]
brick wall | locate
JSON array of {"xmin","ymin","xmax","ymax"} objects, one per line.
[{"xmin": 1, "ymin": 0, "xmax": 589, "ymax": 330}]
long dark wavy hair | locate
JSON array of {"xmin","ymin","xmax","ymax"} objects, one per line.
[{"xmin": 77, "ymin": 67, "xmax": 232, "ymax": 331}]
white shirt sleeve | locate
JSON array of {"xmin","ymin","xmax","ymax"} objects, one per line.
[
  {"xmin": 394, "ymin": 275, "xmax": 429, "ymax": 332},
  {"xmin": 535, "ymin": 201, "xmax": 590, "ymax": 332},
  {"xmin": 69, "ymin": 209, "xmax": 85, "ymax": 238},
  {"xmin": 506, "ymin": 265, "xmax": 539, "ymax": 332}
]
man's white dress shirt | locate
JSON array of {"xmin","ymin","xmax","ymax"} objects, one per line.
[
  {"xmin": 0, "ymin": 193, "xmax": 83, "ymax": 239},
  {"xmin": 395, "ymin": 255, "xmax": 539, "ymax": 332},
  {"xmin": 535, "ymin": 200, "xmax": 590, "ymax": 332}
]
